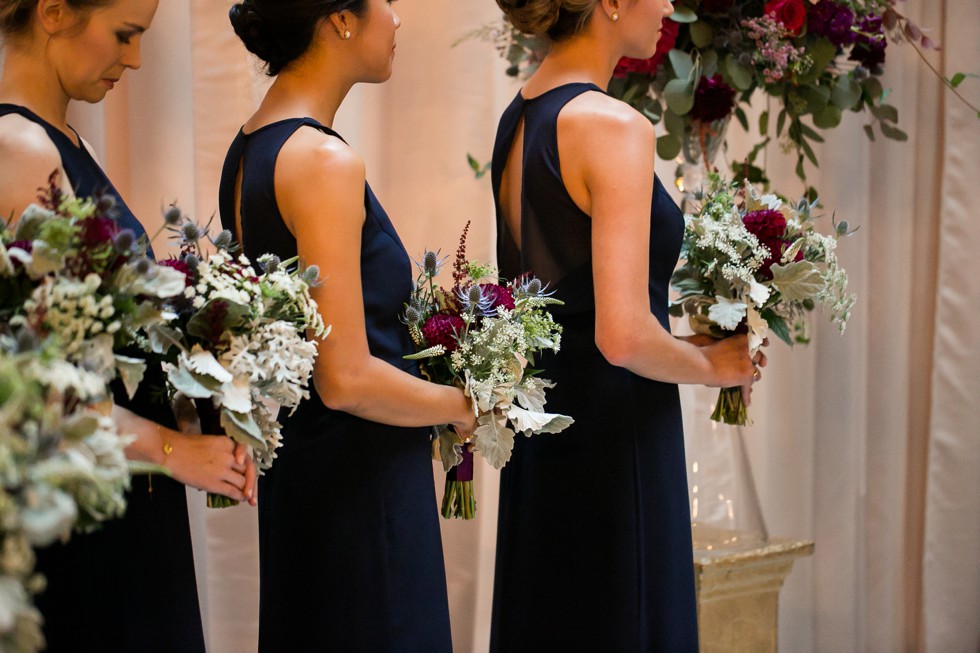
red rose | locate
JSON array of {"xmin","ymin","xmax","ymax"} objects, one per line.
[
  {"xmin": 422, "ymin": 313, "xmax": 465, "ymax": 352},
  {"xmin": 613, "ymin": 18, "xmax": 679, "ymax": 79},
  {"xmin": 764, "ymin": 0, "xmax": 807, "ymax": 35}
]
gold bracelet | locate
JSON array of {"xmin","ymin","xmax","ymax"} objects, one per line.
[{"xmin": 150, "ymin": 441, "xmax": 174, "ymax": 495}]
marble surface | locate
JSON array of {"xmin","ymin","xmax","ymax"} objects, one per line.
[{"xmin": 693, "ymin": 528, "xmax": 814, "ymax": 653}]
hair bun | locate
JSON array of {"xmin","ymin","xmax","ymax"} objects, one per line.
[{"xmin": 496, "ymin": 0, "xmax": 563, "ymax": 35}]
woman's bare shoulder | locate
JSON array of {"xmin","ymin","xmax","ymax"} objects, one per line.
[
  {"xmin": 0, "ymin": 115, "xmax": 64, "ymax": 217},
  {"xmin": 0, "ymin": 114, "xmax": 62, "ymax": 173}
]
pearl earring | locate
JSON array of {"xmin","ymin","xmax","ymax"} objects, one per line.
[
  {"xmin": 343, "ymin": 29, "xmax": 351, "ymax": 39},
  {"xmin": 610, "ymin": 11, "xmax": 619, "ymax": 22}
]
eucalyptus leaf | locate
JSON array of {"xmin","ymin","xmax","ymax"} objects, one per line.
[
  {"xmin": 759, "ymin": 110, "xmax": 769, "ymax": 136},
  {"xmin": 724, "ymin": 54, "xmax": 754, "ymax": 91},
  {"xmin": 879, "ymin": 122, "xmax": 908, "ymax": 141},
  {"xmin": 664, "ymin": 78, "xmax": 695, "ymax": 115},
  {"xmin": 870, "ymin": 103, "xmax": 899, "ymax": 123},
  {"xmin": 831, "ymin": 76, "xmax": 862, "ymax": 111},
  {"xmin": 663, "ymin": 108, "xmax": 687, "ymax": 135},
  {"xmin": 669, "ymin": 6, "xmax": 697, "ymax": 23},
  {"xmin": 657, "ymin": 134, "xmax": 682, "ymax": 160},
  {"xmin": 668, "ymin": 49, "xmax": 694, "ymax": 81},
  {"xmin": 795, "ymin": 38, "xmax": 837, "ymax": 86},
  {"xmin": 813, "ymin": 104, "xmax": 842, "ymax": 129},
  {"xmin": 690, "ymin": 21, "xmax": 713, "ymax": 48}
]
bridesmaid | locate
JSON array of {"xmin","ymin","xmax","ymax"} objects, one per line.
[
  {"xmin": 489, "ymin": 1, "xmax": 765, "ymax": 651},
  {"xmin": 0, "ymin": 1, "xmax": 255, "ymax": 650},
  {"xmin": 220, "ymin": 1, "xmax": 476, "ymax": 650}
]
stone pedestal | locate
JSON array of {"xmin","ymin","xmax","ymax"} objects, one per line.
[{"xmin": 693, "ymin": 529, "xmax": 814, "ymax": 653}]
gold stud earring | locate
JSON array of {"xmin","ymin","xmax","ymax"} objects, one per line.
[{"xmin": 610, "ymin": 11, "xmax": 619, "ymax": 22}]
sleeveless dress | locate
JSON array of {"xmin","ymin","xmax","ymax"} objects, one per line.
[
  {"xmin": 488, "ymin": 84, "xmax": 699, "ymax": 652},
  {"xmin": 0, "ymin": 104, "xmax": 206, "ymax": 652},
  {"xmin": 218, "ymin": 117, "xmax": 453, "ymax": 652}
]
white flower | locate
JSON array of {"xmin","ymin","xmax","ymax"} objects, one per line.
[{"xmin": 708, "ymin": 296, "xmax": 747, "ymax": 331}]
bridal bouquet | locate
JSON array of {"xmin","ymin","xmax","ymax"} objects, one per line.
[
  {"xmin": 669, "ymin": 174, "xmax": 856, "ymax": 424},
  {"xmin": 144, "ymin": 210, "xmax": 327, "ymax": 507},
  {"xmin": 0, "ymin": 333, "xmax": 136, "ymax": 653},
  {"xmin": 1, "ymin": 176, "xmax": 187, "ymax": 397},
  {"xmin": 0, "ymin": 180, "xmax": 184, "ymax": 652},
  {"xmin": 479, "ymin": 0, "xmax": 937, "ymax": 189},
  {"xmin": 402, "ymin": 224, "xmax": 573, "ymax": 519}
]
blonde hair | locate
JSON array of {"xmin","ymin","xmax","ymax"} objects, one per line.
[
  {"xmin": 0, "ymin": 0, "xmax": 113, "ymax": 36},
  {"xmin": 496, "ymin": 0, "xmax": 599, "ymax": 41}
]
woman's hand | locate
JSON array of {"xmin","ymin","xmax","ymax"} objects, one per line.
[
  {"xmin": 165, "ymin": 431, "xmax": 257, "ymax": 506},
  {"xmin": 701, "ymin": 334, "xmax": 756, "ymax": 389},
  {"xmin": 449, "ymin": 388, "xmax": 479, "ymax": 443}
]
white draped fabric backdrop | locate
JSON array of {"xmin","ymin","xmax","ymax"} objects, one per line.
[{"xmin": 50, "ymin": 0, "xmax": 979, "ymax": 650}]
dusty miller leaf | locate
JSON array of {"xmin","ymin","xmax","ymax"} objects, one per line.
[{"xmin": 770, "ymin": 261, "xmax": 825, "ymax": 303}]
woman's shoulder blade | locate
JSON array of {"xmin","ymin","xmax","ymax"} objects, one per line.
[{"xmin": 558, "ymin": 91, "xmax": 655, "ymax": 143}]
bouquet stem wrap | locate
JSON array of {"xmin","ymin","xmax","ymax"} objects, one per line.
[{"xmin": 441, "ymin": 446, "xmax": 476, "ymax": 520}]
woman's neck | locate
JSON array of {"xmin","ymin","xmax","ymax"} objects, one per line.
[
  {"xmin": 247, "ymin": 60, "xmax": 354, "ymax": 132},
  {"xmin": 527, "ymin": 29, "xmax": 621, "ymax": 94},
  {"xmin": 0, "ymin": 43, "xmax": 72, "ymax": 134}
]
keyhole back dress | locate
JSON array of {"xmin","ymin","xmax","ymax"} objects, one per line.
[
  {"xmin": 489, "ymin": 83, "xmax": 700, "ymax": 652},
  {"xmin": 218, "ymin": 117, "xmax": 453, "ymax": 652},
  {"xmin": 0, "ymin": 103, "xmax": 206, "ymax": 652}
]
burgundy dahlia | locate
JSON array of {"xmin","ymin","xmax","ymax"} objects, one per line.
[
  {"xmin": 690, "ymin": 74, "xmax": 736, "ymax": 123},
  {"xmin": 479, "ymin": 283, "xmax": 516, "ymax": 312},
  {"xmin": 78, "ymin": 215, "xmax": 119, "ymax": 248},
  {"xmin": 613, "ymin": 18, "xmax": 679, "ymax": 79},
  {"xmin": 849, "ymin": 15, "xmax": 887, "ymax": 70},
  {"xmin": 807, "ymin": 0, "xmax": 856, "ymax": 47},
  {"xmin": 743, "ymin": 209, "xmax": 788, "ymax": 279},
  {"xmin": 422, "ymin": 313, "xmax": 465, "ymax": 352}
]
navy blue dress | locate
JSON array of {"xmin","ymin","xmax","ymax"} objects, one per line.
[
  {"xmin": 0, "ymin": 104, "xmax": 206, "ymax": 652},
  {"xmin": 218, "ymin": 117, "xmax": 452, "ymax": 652},
  {"xmin": 489, "ymin": 84, "xmax": 699, "ymax": 652}
]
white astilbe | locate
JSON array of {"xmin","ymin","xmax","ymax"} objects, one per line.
[{"xmin": 19, "ymin": 275, "xmax": 120, "ymax": 357}]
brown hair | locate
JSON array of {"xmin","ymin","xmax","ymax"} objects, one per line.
[
  {"xmin": 496, "ymin": 0, "xmax": 599, "ymax": 41},
  {"xmin": 0, "ymin": 0, "xmax": 113, "ymax": 36}
]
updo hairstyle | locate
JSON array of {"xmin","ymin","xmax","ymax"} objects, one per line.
[
  {"xmin": 0, "ymin": 0, "xmax": 112, "ymax": 36},
  {"xmin": 496, "ymin": 0, "xmax": 599, "ymax": 41},
  {"xmin": 229, "ymin": 0, "xmax": 366, "ymax": 76}
]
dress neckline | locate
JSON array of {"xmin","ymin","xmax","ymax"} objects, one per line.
[
  {"xmin": 518, "ymin": 82, "xmax": 604, "ymax": 104},
  {"xmin": 241, "ymin": 116, "xmax": 338, "ymax": 138},
  {"xmin": 0, "ymin": 102, "xmax": 84, "ymax": 150}
]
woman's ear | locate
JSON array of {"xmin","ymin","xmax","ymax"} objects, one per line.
[
  {"xmin": 35, "ymin": 0, "xmax": 73, "ymax": 36},
  {"xmin": 327, "ymin": 11, "xmax": 354, "ymax": 41}
]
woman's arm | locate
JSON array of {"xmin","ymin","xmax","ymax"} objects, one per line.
[
  {"xmin": 275, "ymin": 127, "xmax": 475, "ymax": 432},
  {"xmin": 115, "ymin": 404, "xmax": 256, "ymax": 505},
  {"xmin": 558, "ymin": 94, "xmax": 755, "ymax": 388}
]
